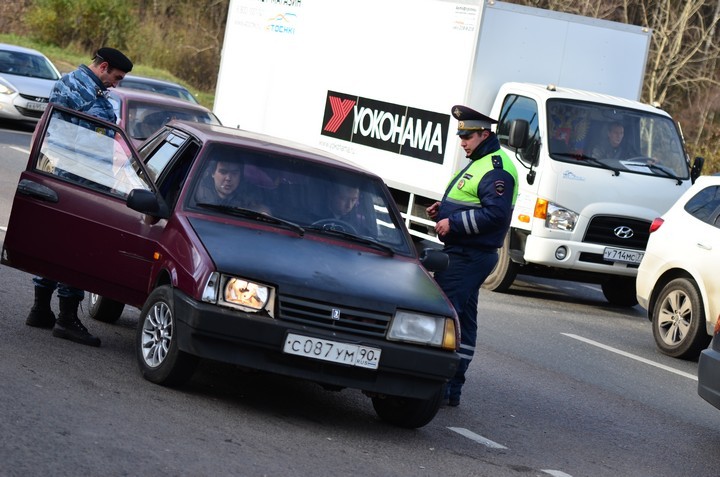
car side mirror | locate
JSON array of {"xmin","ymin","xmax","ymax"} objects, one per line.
[
  {"xmin": 126, "ymin": 189, "xmax": 170, "ymax": 219},
  {"xmin": 508, "ymin": 119, "xmax": 529, "ymax": 149},
  {"xmin": 691, "ymin": 156, "xmax": 704, "ymax": 183},
  {"xmin": 419, "ymin": 248, "xmax": 449, "ymax": 272}
]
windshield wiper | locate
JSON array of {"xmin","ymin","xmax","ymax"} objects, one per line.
[
  {"xmin": 553, "ymin": 152, "xmax": 621, "ymax": 176},
  {"xmin": 196, "ymin": 203, "xmax": 305, "ymax": 236},
  {"xmin": 306, "ymin": 226, "xmax": 394, "ymax": 255},
  {"xmin": 643, "ymin": 163, "xmax": 683, "ymax": 185}
]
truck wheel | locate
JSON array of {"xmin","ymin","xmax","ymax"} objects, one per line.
[
  {"xmin": 652, "ymin": 277, "xmax": 710, "ymax": 359},
  {"xmin": 371, "ymin": 386, "xmax": 443, "ymax": 428},
  {"xmin": 136, "ymin": 285, "xmax": 198, "ymax": 386},
  {"xmin": 601, "ymin": 277, "xmax": 638, "ymax": 307},
  {"xmin": 482, "ymin": 231, "xmax": 517, "ymax": 292},
  {"xmin": 88, "ymin": 293, "xmax": 125, "ymax": 323}
]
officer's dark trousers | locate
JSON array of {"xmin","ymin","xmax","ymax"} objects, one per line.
[{"xmin": 433, "ymin": 244, "xmax": 498, "ymax": 402}]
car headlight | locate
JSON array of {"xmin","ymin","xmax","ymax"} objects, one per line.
[
  {"xmin": 388, "ymin": 310, "xmax": 457, "ymax": 350},
  {"xmin": 546, "ymin": 202, "xmax": 578, "ymax": 231},
  {"xmin": 201, "ymin": 272, "xmax": 274, "ymax": 315},
  {"xmin": 0, "ymin": 82, "xmax": 16, "ymax": 95}
]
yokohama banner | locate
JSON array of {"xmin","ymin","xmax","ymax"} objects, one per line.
[{"xmin": 321, "ymin": 91, "xmax": 450, "ymax": 164}]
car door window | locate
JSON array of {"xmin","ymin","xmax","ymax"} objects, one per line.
[
  {"xmin": 36, "ymin": 107, "xmax": 153, "ymax": 198},
  {"xmin": 685, "ymin": 185, "xmax": 720, "ymax": 226}
]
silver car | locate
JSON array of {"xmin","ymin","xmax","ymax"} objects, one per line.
[{"xmin": 0, "ymin": 43, "xmax": 61, "ymax": 123}]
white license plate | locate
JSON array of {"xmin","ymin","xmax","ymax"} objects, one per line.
[
  {"xmin": 25, "ymin": 101, "xmax": 47, "ymax": 111},
  {"xmin": 603, "ymin": 247, "xmax": 644, "ymax": 264},
  {"xmin": 283, "ymin": 333, "xmax": 381, "ymax": 370}
]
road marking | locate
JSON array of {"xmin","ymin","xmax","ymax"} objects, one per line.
[
  {"xmin": 447, "ymin": 427, "xmax": 507, "ymax": 449},
  {"xmin": 562, "ymin": 333, "xmax": 698, "ymax": 381},
  {"xmin": 541, "ymin": 470, "xmax": 574, "ymax": 477},
  {"xmin": 9, "ymin": 146, "xmax": 30, "ymax": 154}
]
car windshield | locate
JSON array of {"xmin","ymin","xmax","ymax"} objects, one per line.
[
  {"xmin": 0, "ymin": 50, "xmax": 60, "ymax": 80},
  {"xmin": 120, "ymin": 100, "xmax": 220, "ymax": 140},
  {"xmin": 546, "ymin": 99, "xmax": 690, "ymax": 180},
  {"xmin": 188, "ymin": 144, "xmax": 413, "ymax": 255}
]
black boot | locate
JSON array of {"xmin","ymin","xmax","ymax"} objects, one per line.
[
  {"xmin": 52, "ymin": 296, "xmax": 101, "ymax": 347},
  {"xmin": 26, "ymin": 286, "xmax": 56, "ymax": 328}
]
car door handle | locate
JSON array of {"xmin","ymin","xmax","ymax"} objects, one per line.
[
  {"xmin": 17, "ymin": 179, "xmax": 59, "ymax": 203},
  {"xmin": 697, "ymin": 242, "xmax": 712, "ymax": 250}
]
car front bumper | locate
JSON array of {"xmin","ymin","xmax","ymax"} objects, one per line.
[{"xmin": 173, "ymin": 289, "xmax": 460, "ymax": 400}]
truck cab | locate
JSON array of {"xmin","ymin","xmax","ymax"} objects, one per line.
[{"xmin": 484, "ymin": 82, "xmax": 703, "ymax": 305}]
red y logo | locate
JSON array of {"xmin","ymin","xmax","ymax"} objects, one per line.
[{"xmin": 323, "ymin": 96, "xmax": 356, "ymax": 133}]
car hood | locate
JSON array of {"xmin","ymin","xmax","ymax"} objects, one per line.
[
  {"xmin": 0, "ymin": 73, "xmax": 55, "ymax": 97},
  {"xmin": 188, "ymin": 217, "xmax": 453, "ymax": 316}
]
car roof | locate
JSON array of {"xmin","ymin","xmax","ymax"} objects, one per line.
[
  {"xmin": 119, "ymin": 74, "xmax": 187, "ymax": 89},
  {"xmin": 169, "ymin": 121, "xmax": 379, "ymax": 177},
  {"xmin": 0, "ymin": 43, "xmax": 49, "ymax": 57},
  {"xmin": 109, "ymin": 87, "xmax": 211, "ymax": 112}
]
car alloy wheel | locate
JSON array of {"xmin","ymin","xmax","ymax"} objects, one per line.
[{"xmin": 652, "ymin": 277, "xmax": 710, "ymax": 359}]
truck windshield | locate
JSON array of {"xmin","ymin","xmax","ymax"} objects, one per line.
[{"xmin": 546, "ymin": 99, "xmax": 690, "ymax": 180}]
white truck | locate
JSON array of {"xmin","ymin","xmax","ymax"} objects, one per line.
[{"xmin": 213, "ymin": 0, "xmax": 703, "ymax": 306}]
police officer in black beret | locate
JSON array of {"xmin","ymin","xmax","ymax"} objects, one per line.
[
  {"xmin": 25, "ymin": 47, "xmax": 133, "ymax": 347},
  {"xmin": 427, "ymin": 105, "xmax": 519, "ymax": 406}
]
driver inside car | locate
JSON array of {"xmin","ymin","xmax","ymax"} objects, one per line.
[{"xmin": 315, "ymin": 183, "xmax": 373, "ymax": 236}]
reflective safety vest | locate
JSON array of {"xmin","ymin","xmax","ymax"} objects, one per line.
[{"xmin": 445, "ymin": 152, "xmax": 518, "ymax": 207}]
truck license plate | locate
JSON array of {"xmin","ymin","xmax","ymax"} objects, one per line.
[
  {"xmin": 603, "ymin": 247, "xmax": 644, "ymax": 264},
  {"xmin": 283, "ymin": 333, "xmax": 381, "ymax": 370}
]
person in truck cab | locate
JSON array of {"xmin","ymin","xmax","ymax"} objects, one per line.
[
  {"xmin": 591, "ymin": 121, "xmax": 635, "ymax": 160},
  {"xmin": 426, "ymin": 105, "xmax": 519, "ymax": 406}
]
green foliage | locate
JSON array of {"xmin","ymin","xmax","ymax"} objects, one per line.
[{"xmin": 25, "ymin": 0, "xmax": 136, "ymax": 51}]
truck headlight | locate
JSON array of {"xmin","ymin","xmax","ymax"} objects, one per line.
[
  {"xmin": 388, "ymin": 311, "xmax": 457, "ymax": 350},
  {"xmin": 546, "ymin": 202, "xmax": 578, "ymax": 231},
  {"xmin": 202, "ymin": 272, "xmax": 274, "ymax": 315}
]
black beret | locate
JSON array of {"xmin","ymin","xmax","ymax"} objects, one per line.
[
  {"xmin": 95, "ymin": 47, "xmax": 133, "ymax": 72},
  {"xmin": 451, "ymin": 104, "xmax": 497, "ymax": 135}
]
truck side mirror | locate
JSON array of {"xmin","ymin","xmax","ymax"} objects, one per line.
[
  {"xmin": 508, "ymin": 119, "xmax": 529, "ymax": 149},
  {"xmin": 690, "ymin": 156, "xmax": 704, "ymax": 183}
]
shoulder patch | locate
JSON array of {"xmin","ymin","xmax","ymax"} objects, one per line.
[
  {"xmin": 491, "ymin": 155, "xmax": 503, "ymax": 169},
  {"xmin": 494, "ymin": 180, "xmax": 506, "ymax": 196}
]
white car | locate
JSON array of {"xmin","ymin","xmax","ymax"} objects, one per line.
[
  {"xmin": 0, "ymin": 43, "xmax": 61, "ymax": 123},
  {"xmin": 636, "ymin": 174, "xmax": 720, "ymax": 359}
]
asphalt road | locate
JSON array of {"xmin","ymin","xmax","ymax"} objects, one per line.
[{"xmin": 1, "ymin": 121, "xmax": 719, "ymax": 477}]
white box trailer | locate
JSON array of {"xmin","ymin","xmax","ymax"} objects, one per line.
[{"xmin": 214, "ymin": 0, "xmax": 703, "ymax": 306}]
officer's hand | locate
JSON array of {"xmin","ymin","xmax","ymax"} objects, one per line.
[
  {"xmin": 435, "ymin": 218, "xmax": 450, "ymax": 237},
  {"xmin": 426, "ymin": 201, "xmax": 440, "ymax": 219}
]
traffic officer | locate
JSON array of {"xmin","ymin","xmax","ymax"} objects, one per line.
[{"xmin": 426, "ymin": 104, "xmax": 519, "ymax": 406}]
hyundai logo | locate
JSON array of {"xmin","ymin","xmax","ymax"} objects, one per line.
[
  {"xmin": 331, "ymin": 308, "xmax": 341, "ymax": 320},
  {"xmin": 613, "ymin": 226, "xmax": 634, "ymax": 239}
]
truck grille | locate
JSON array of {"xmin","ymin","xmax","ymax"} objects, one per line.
[
  {"xmin": 279, "ymin": 295, "xmax": 391, "ymax": 338},
  {"xmin": 582, "ymin": 215, "xmax": 651, "ymax": 250}
]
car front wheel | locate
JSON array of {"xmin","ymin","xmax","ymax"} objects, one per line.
[
  {"xmin": 652, "ymin": 277, "xmax": 710, "ymax": 359},
  {"xmin": 136, "ymin": 285, "xmax": 198, "ymax": 386},
  {"xmin": 371, "ymin": 386, "xmax": 444, "ymax": 428}
]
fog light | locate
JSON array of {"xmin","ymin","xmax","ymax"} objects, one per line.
[{"xmin": 555, "ymin": 246, "xmax": 568, "ymax": 260}]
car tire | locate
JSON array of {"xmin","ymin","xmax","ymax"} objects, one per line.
[
  {"xmin": 652, "ymin": 277, "xmax": 710, "ymax": 360},
  {"xmin": 136, "ymin": 285, "xmax": 198, "ymax": 386},
  {"xmin": 88, "ymin": 293, "xmax": 125, "ymax": 323},
  {"xmin": 371, "ymin": 386, "xmax": 444, "ymax": 428},
  {"xmin": 482, "ymin": 231, "xmax": 518, "ymax": 292},
  {"xmin": 601, "ymin": 277, "xmax": 638, "ymax": 307}
]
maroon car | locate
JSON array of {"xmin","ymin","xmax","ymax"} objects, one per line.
[
  {"xmin": 107, "ymin": 87, "xmax": 220, "ymax": 147},
  {"xmin": 2, "ymin": 104, "xmax": 459, "ymax": 428}
]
